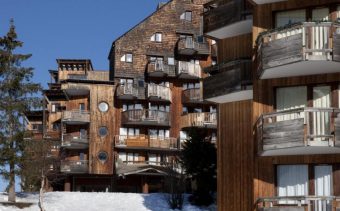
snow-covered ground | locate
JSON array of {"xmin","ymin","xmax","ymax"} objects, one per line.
[{"xmin": 0, "ymin": 192, "xmax": 216, "ymax": 211}]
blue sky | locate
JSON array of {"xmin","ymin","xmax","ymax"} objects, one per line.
[
  {"xmin": 0, "ymin": 0, "xmax": 167, "ymax": 89},
  {"xmin": 0, "ymin": 0, "xmax": 167, "ymax": 192}
]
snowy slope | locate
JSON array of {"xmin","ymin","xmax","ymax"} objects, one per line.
[{"xmin": 0, "ymin": 192, "xmax": 216, "ymax": 211}]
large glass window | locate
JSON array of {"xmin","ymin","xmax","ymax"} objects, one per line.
[
  {"xmin": 277, "ymin": 165, "xmax": 308, "ymax": 204},
  {"xmin": 275, "ymin": 9, "xmax": 306, "ymax": 27}
]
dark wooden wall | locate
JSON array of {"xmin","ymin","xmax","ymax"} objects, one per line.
[{"xmin": 218, "ymin": 100, "xmax": 253, "ymax": 211}]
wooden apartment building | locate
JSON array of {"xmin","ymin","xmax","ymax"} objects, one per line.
[
  {"xmin": 25, "ymin": 0, "xmax": 217, "ymax": 193},
  {"xmin": 202, "ymin": 0, "xmax": 340, "ymax": 210}
]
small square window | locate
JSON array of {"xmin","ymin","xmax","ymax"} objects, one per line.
[
  {"xmin": 180, "ymin": 11, "xmax": 192, "ymax": 21},
  {"xmin": 121, "ymin": 54, "xmax": 133, "ymax": 63},
  {"xmin": 168, "ymin": 57, "xmax": 175, "ymax": 65},
  {"xmin": 151, "ymin": 33, "xmax": 162, "ymax": 42},
  {"xmin": 126, "ymin": 54, "xmax": 133, "ymax": 63}
]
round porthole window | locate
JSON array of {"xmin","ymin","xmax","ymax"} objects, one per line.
[
  {"xmin": 98, "ymin": 102, "xmax": 109, "ymax": 112},
  {"xmin": 98, "ymin": 151, "xmax": 108, "ymax": 164},
  {"xmin": 99, "ymin": 126, "xmax": 108, "ymax": 137}
]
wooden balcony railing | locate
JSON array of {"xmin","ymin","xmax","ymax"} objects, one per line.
[
  {"xmin": 178, "ymin": 61, "xmax": 202, "ymax": 78},
  {"xmin": 147, "ymin": 84, "xmax": 172, "ymax": 102},
  {"xmin": 181, "ymin": 112, "xmax": 217, "ymax": 129},
  {"xmin": 182, "ymin": 88, "xmax": 203, "ymax": 103},
  {"xmin": 257, "ymin": 22, "xmax": 340, "ymax": 78},
  {"xmin": 62, "ymin": 110, "xmax": 90, "ymax": 123},
  {"xmin": 203, "ymin": 59, "xmax": 252, "ymax": 101},
  {"xmin": 44, "ymin": 130, "xmax": 61, "ymax": 140},
  {"xmin": 61, "ymin": 134, "xmax": 89, "ymax": 149},
  {"xmin": 256, "ymin": 196, "xmax": 340, "ymax": 211},
  {"xmin": 147, "ymin": 62, "xmax": 176, "ymax": 77},
  {"xmin": 114, "ymin": 135, "xmax": 179, "ymax": 150},
  {"xmin": 121, "ymin": 109, "xmax": 170, "ymax": 126},
  {"xmin": 116, "ymin": 84, "xmax": 139, "ymax": 98},
  {"xmin": 60, "ymin": 160, "xmax": 88, "ymax": 173},
  {"xmin": 177, "ymin": 39, "xmax": 210, "ymax": 56},
  {"xmin": 203, "ymin": 0, "xmax": 252, "ymax": 34},
  {"xmin": 24, "ymin": 130, "xmax": 43, "ymax": 140},
  {"xmin": 257, "ymin": 107, "xmax": 340, "ymax": 156}
]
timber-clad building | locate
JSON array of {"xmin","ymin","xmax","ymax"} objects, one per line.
[
  {"xmin": 24, "ymin": 0, "xmax": 216, "ymax": 193},
  {"xmin": 202, "ymin": 0, "xmax": 340, "ymax": 210}
]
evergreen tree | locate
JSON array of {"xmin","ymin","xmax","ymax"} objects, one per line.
[
  {"xmin": 180, "ymin": 128, "xmax": 217, "ymax": 206},
  {"xmin": 0, "ymin": 19, "xmax": 41, "ymax": 202}
]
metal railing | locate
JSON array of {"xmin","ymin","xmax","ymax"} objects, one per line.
[
  {"xmin": 257, "ymin": 22, "xmax": 340, "ymax": 75},
  {"xmin": 147, "ymin": 62, "xmax": 176, "ymax": 77},
  {"xmin": 114, "ymin": 135, "xmax": 179, "ymax": 149},
  {"xmin": 257, "ymin": 107, "xmax": 340, "ymax": 153},
  {"xmin": 147, "ymin": 83, "xmax": 172, "ymax": 101},
  {"xmin": 181, "ymin": 112, "xmax": 217, "ymax": 128},
  {"xmin": 61, "ymin": 133, "xmax": 89, "ymax": 148},
  {"xmin": 62, "ymin": 110, "xmax": 90, "ymax": 123},
  {"xmin": 60, "ymin": 160, "xmax": 88, "ymax": 173},
  {"xmin": 256, "ymin": 196, "xmax": 340, "ymax": 211},
  {"xmin": 182, "ymin": 88, "xmax": 203, "ymax": 102},
  {"xmin": 178, "ymin": 61, "xmax": 202, "ymax": 78},
  {"xmin": 121, "ymin": 109, "xmax": 170, "ymax": 126},
  {"xmin": 177, "ymin": 38, "xmax": 210, "ymax": 55},
  {"xmin": 116, "ymin": 83, "xmax": 139, "ymax": 97}
]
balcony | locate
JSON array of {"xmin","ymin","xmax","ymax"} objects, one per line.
[
  {"xmin": 62, "ymin": 83, "xmax": 90, "ymax": 97},
  {"xmin": 121, "ymin": 109, "xmax": 170, "ymax": 127},
  {"xmin": 182, "ymin": 88, "xmax": 204, "ymax": 104},
  {"xmin": 114, "ymin": 135, "xmax": 179, "ymax": 150},
  {"xmin": 147, "ymin": 84, "xmax": 172, "ymax": 102},
  {"xmin": 60, "ymin": 160, "xmax": 88, "ymax": 174},
  {"xmin": 44, "ymin": 130, "xmax": 61, "ymax": 140},
  {"xmin": 257, "ymin": 107, "xmax": 340, "ymax": 156},
  {"xmin": 116, "ymin": 84, "xmax": 139, "ymax": 100},
  {"xmin": 24, "ymin": 130, "xmax": 43, "ymax": 140},
  {"xmin": 62, "ymin": 110, "xmax": 90, "ymax": 125},
  {"xmin": 180, "ymin": 112, "xmax": 217, "ymax": 129},
  {"xmin": 147, "ymin": 63, "xmax": 176, "ymax": 78},
  {"xmin": 257, "ymin": 22, "xmax": 340, "ymax": 79},
  {"xmin": 203, "ymin": 0, "xmax": 252, "ymax": 39},
  {"xmin": 177, "ymin": 39, "xmax": 210, "ymax": 56},
  {"xmin": 203, "ymin": 59, "xmax": 252, "ymax": 103},
  {"xmin": 177, "ymin": 61, "xmax": 202, "ymax": 79},
  {"xmin": 61, "ymin": 134, "xmax": 89, "ymax": 149},
  {"xmin": 256, "ymin": 196, "xmax": 340, "ymax": 211}
]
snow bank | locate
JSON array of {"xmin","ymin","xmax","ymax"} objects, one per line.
[{"xmin": 0, "ymin": 192, "xmax": 216, "ymax": 211}]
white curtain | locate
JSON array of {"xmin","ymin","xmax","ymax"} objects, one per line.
[
  {"xmin": 276, "ymin": 86, "xmax": 307, "ymax": 121},
  {"xmin": 118, "ymin": 152, "xmax": 126, "ymax": 162},
  {"xmin": 314, "ymin": 165, "xmax": 332, "ymax": 211},
  {"xmin": 277, "ymin": 165, "xmax": 308, "ymax": 204},
  {"xmin": 313, "ymin": 86, "xmax": 331, "ymax": 144}
]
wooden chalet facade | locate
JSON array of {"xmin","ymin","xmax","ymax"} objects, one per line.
[
  {"xmin": 24, "ymin": 0, "xmax": 216, "ymax": 193},
  {"xmin": 202, "ymin": 0, "xmax": 340, "ymax": 210}
]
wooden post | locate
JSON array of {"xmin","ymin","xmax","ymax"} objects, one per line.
[
  {"xmin": 142, "ymin": 176, "xmax": 149, "ymax": 193},
  {"xmin": 64, "ymin": 177, "xmax": 71, "ymax": 192}
]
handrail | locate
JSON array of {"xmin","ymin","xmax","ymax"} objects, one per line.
[
  {"xmin": 257, "ymin": 107, "xmax": 340, "ymax": 153},
  {"xmin": 181, "ymin": 112, "xmax": 217, "ymax": 128},
  {"xmin": 62, "ymin": 110, "xmax": 90, "ymax": 122},
  {"xmin": 147, "ymin": 83, "xmax": 172, "ymax": 101},
  {"xmin": 178, "ymin": 61, "xmax": 202, "ymax": 78},
  {"xmin": 114, "ymin": 135, "xmax": 179, "ymax": 149},
  {"xmin": 116, "ymin": 83, "xmax": 139, "ymax": 97},
  {"xmin": 121, "ymin": 109, "xmax": 170, "ymax": 125}
]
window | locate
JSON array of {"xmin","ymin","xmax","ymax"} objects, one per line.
[
  {"xmin": 151, "ymin": 32, "xmax": 162, "ymax": 42},
  {"xmin": 51, "ymin": 103, "xmax": 60, "ymax": 113},
  {"xmin": 337, "ymin": 6, "xmax": 340, "ymax": 20},
  {"xmin": 52, "ymin": 123, "xmax": 60, "ymax": 131},
  {"xmin": 98, "ymin": 126, "xmax": 108, "ymax": 137},
  {"xmin": 80, "ymin": 129, "xmax": 87, "ymax": 138},
  {"xmin": 149, "ymin": 104, "xmax": 169, "ymax": 112},
  {"xmin": 168, "ymin": 57, "xmax": 175, "ymax": 66},
  {"xmin": 149, "ymin": 129, "xmax": 169, "ymax": 139},
  {"xmin": 277, "ymin": 165, "xmax": 308, "ymax": 204},
  {"xmin": 123, "ymin": 104, "xmax": 143, "ymax": 111},
  {"xmin": 79, "ymin": 103, "xmax": 85, "ymax": 111},
  {"xmin": 32, "ymin": 124, "xmax": 42, "ymax": 131},
  {"xmin": 118, "ymin": 152, "xmax": 127, "ymax": 162},
  {"xmin": 275, "ymin": 9, "xmax": 306, "ymax": 27},
  {"xmin": 98, "ymin": 102, "xmax": 109, "ymax": 112},
  {"xmin": 120, "ymin": 78, "xmax": 133, "ymax": 85},
  {"xmin": 276, "ymin": 86, "xmax": 307, "ymax": 121},
  {"xmin": 312, "ymin": 8, "xmax": 329, "ymax": 21},
  {"xmin": 180, "ymin": 11, "xmax": 192, "ymax": 21},
  {"xmin": 120, "ymin": 53, "xmax": 133, "ymax": 63},
  {"xmin": 97, "ymin": 151, "xmax": 108, "ymax": 163}
]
